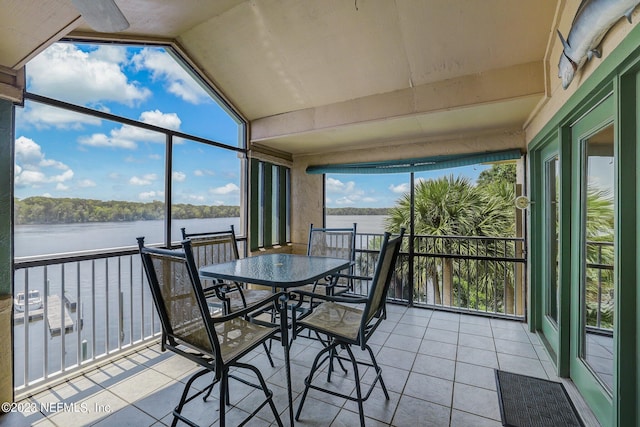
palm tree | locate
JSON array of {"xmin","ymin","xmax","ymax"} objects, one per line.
[{"xmin": 385, "ymin": 175, "xmax": 515, "ymax": 309}]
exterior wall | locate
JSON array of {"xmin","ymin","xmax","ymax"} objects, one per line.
[
  {"xmin": 0, "ymin": 99, "xmax": 13, "ymax": 405},
  {"xmin": 525, "ymin": 0, "xmax": 640, "ymax": 143},
  {"xmin": 525, "ymin": 3, "xmax": 640, "ymax": 426}
]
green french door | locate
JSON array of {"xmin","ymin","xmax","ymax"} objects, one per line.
[
  {"xmin": 570, "ymin": 93, "xmax": 615, "ymax": 425},
  {"xmin": 539, "ymin": 142, "xmax": 561, "ymax": 360}
]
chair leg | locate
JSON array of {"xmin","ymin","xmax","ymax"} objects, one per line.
[
  {"xmin": 295, "ymin": 343, "xmax": 335, "ymax": 421},
  {"xmin": 171, "ymin": 368, "xmax": 211, "ymax": 427},
  {"xmin": 366, "ymin": 343, "xmax": 390, "ymax": 399},
  {"xmin": 343, "ymin": 345, "xmax": 366, "ymax": 427},
  {"xmin": 236, "ymin": 361, "xmax": 284, "ymax": 427},
  {"xmin": 219, "ymin": 370, "xmax": 228, "ymax": 427},
  {"xmin": 263, "ymin": 341, "xmax": 275, "ymax": 368}
]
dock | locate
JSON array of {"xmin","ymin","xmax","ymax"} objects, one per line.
[
  {"xmin": 14, "ymin": 294, "xmax": 77, "ymax": 336},
  {"xmin": 46, "ymin": 295, "xmax": 75, "ymax": 336}
]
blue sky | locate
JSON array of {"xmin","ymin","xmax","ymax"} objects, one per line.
[
  {"xmin": 325, "ymin": 164, "xmax": 489, "ymax": 208},
  {"xmin": 15, "ymin": 41, "xmax": 490, "ymax": 209},
  {"xmin": 15, "ymin": 42, "xmax": 242, "ymax": 206}
]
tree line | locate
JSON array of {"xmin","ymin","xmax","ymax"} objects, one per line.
[
  {"xmin": 14, "ymin": 197, "xmax": 390, "ymax": 225},
  {"xmin": 326, "ymin": 207, "xmax": 390, "ymax": 216},
  {"xmin": 14, "ymin": 197, "xmax": 240, "ymax": 225}
]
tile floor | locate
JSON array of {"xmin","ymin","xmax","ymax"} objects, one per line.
[{"xmin": 3, "ymin": 305, "xmax": 601, "ymax": 426}]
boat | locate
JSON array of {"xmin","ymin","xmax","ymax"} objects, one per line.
[{"xmin": 14, "ymin": 290, "xmax": 43, "ymax": 312}]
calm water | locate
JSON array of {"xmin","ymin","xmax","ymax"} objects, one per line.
[
  {"xmin": 15, "ymin": 216, "xmax": 388, "ymax": 257},
  {"xmin": 325, "ymin": 215, "xmax": 387, "ymax": 233},
  {"xmin": 15, "ymin": 217, "xmax": 242, "ymax": 257},
  {"xmin": 13, "ymin": 215, "xmax": 388, "ymax": 387}
]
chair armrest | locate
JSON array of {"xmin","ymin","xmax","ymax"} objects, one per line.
[
  {"xmin": 289, "ymin": 289, "xmax": 368, "ymax": 305},
  {"xmin": 212, "ymin": 291, "xmax": 283, "ymax": 324},
  {"xmin": 330, "ymin": 273, "xmax": 372, "ymax": 282}
]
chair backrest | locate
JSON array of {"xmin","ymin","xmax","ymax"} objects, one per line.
[
  {"xmin": 181, "ymin": 225, "xmax": 240, "ymax": 268},
  {"xmin": 307, "ymin": 223, "xmax": 357, "ymax": 263},
  {"xmin": 361, "ymin": 228, "xmax": 405, "ymax": 328},
  {"xmin": 137, "ymin": 237, "xmax": 222, "ymax": 369}
]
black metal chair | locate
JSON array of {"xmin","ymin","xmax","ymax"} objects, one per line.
[
  {"xmin": 181, "ymin": 226, "xmax": 274, "ymax": 314},
  {"xmin": 291, "ymin": 223, "xmax": 366, "ymax": 345},
  {"xmin": 137, "ymin": 237, "xmax": 283, "ymax": 427},
  {"xmin": 304, "ymin": 223, "xmax": 358, "ymax": 296},
  {"xmin": 292, "ymin": 229, "xmax": 405, "ymax": 427}
]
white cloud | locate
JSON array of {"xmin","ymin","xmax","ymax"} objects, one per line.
[
  {"xmin": 183, "ymin": 194, "xmax": 206, "ymax": 202},
  {"xmin": 389, "ymin": 183, "xmax": 410, "ymax": 193},
  {"xmin": 78, "ymin": 110, "xmax": 182, "ymax": 150},
  {"xmin": 129, "ymin": 174, "xmax": 158, "ymax": 186},
  {"xmin": 194, "ymin": 169, "xmax": 215, "ymax": 177},
  {"xmin": 210, "ymin": 183, "xmax": 239, "ymax": 195},
  {"xmin": 140, "ymin": 109, "xmax": 181, "ymax": 130},
  {"xmin": 14, "ymin": 136, "xmax": 74, "ymax": 188},
  {"xmin": 78, "ymin": 179, "xmax": 97, "ymax": 188},
  {"xmin": 138, "ymin": 191, "xmax": 160, "ymax": 200},
  {"xmin": 132, "ymin": 48, "xmax": 209, "ymax": 104},
  {"xmin": 173, "ymin": 171, "xmax": 186, "ymax": 182},
  {"xmin": 18, "ymin": 103, "xmax": 102, "ymax": 130},
  {"xmin": 78, "ymin": 132, "xmax": 137, "ymax": 149},
  {"xmin": 326, "ymin": 177, "xmax": 356, "ymax": 194},
  {"xmin": 27, "ymin": 43, "xmax": 150, "ymax": 107},
  {"xmin": 325, "ymin": 177, "xmax": 370, "ymax": 206},
  {"xmin": 56, "ymin": 183, "xmax": 69, "ymax": 191},
  {"xmin": 335, "ymin": 197, "xmax": 355, "ymax": 205}
]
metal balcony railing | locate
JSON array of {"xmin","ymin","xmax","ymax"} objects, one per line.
[
  {"xmin": 351, "ymin": 233, "xmax": 527, "ymax": 319},
  {"xmin": 12, "ymin": 233, "xmax": 612, "ymax": 395},
  {"xmin": 13, "ymin": 247, "xmax": 161, "ymax": 396}
]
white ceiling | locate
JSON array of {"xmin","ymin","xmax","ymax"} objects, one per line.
[{"xmin": 0, "ymin": 0, "xmax": 560, "ymax": 156}]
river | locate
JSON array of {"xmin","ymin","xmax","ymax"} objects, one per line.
[
  {"xmin": 15, "ymin": 215, "xmax": 388, "ymax": 257},
  {"xmin": 13, "ymin": 215, "xmax": 388, "ymax": 388}
]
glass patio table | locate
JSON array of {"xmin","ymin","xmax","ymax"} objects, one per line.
[{"xmin": 199, "ymin": 253, "xmax": 351, "ymax": 425}]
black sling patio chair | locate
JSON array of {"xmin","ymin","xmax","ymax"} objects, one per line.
[
  {"xmin": 181, "ymin": 226, "xmax": 276, "ymax": 367},
  {"xmin": 304, "ymin": 223, "xmax": 358, "ymax": 296},
  {"xmin": 137, "ymin": 237, "xmax": 283, "ymax": 427},
  {"xmin": 181, "ymin": 226, "xmax": 273, "ymax": 314},
  {"xmin": 292, "ymin": 228, "xmax": 405, "ymax": 427}
]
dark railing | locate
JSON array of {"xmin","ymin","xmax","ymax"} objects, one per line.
[
  {"xmin": 585, "ymin": 240, "xmax": 614, "ymax": 333},
  {"xmin": 352, "ymin": 233, "xmax": 526, "ymax": 319},
  {"xmin": 13, "ymin": 234, "xmax": 612, "ymax": 394}
]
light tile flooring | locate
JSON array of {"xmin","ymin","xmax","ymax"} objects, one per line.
[{"xmin": 4, "ymin": 306, "xmax": 601, "ymax": 427}]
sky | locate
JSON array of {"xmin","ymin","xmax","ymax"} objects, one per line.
[
  {"xmin": 15, "ymin": 42, "xmax": 243, "ymax": 206},
  {"xmin": 325, "ymin": 164, "xmax": 489, "ymax": 208},
  {"xmin": 14, "ymin": 41, "xmax": 491, "ymax": 209}
]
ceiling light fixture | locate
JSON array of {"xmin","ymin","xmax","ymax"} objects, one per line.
[{"xmin": 72, "ymin": 0, "xmax": 130, "ymax": 33}]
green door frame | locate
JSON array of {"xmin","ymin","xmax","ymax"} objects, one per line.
[
  {"xmin": 528, "ymin": 20, "xmax": 640, "ymax": 427},
  {"xmin": 569, "ymin": 92, "xmax": 615, "ymax": 426}
]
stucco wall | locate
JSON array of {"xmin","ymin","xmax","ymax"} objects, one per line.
[{"xmin": 525, "ymin": 0, "xmax": 640, "ymax": 141}]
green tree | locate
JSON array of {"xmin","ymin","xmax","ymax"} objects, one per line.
[
  {"xmin": 385, "ymin": 174, "xmax": 516, "ymax": 309},
  {"xmin": 476, "ymin": 163, "xmax": 516, "ymax": 187}
]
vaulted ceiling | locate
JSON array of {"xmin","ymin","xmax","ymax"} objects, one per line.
[{"xmin": 1, "ymin": 0, "xmax": 560, "ymax": 156}]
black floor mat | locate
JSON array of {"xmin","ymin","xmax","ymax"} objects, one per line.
[{"xmin": 495, "ymin": 370, "xmax": 584, "ymax": 427}]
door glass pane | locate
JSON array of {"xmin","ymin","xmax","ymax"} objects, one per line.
[
  {"xmin": 581, "ymin": 124, "xmax": 614, "ymax": 392},
  {"xmin": 545, "ymin": 156, "xmax": 559, "ymax": 324}
]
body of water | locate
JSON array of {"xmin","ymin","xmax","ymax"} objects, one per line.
[
  {"xmin": 15, "ymin": 216, "xmax": 388, "ymax": 257},
  {"xmin": 12, "ymin": 215, "xmax": 388, "ymax": 388},
  {"xmin": 14, "ymin": 217, "xmax": 242, "ymax": 257},
  {"xmin": 325, "ymin": 215, "xmax": 387, "ymax": 233}
]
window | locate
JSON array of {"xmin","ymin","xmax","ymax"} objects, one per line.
[
  {"xmin": 250, "ymin": 159, "xmax": 290, "ymax": 250},
  {"xmin": 15, "ymin": 40, "xmax": 247, "ymax": 256}
]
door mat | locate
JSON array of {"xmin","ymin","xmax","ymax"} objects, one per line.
[{"xmin": 495, "ymin": 370, "xmax": 584, "ymax": 427}]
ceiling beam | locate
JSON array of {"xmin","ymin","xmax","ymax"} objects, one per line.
[{"xmin": 251, "ymin": 61, "xmax": 544, "ymax": 143}]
